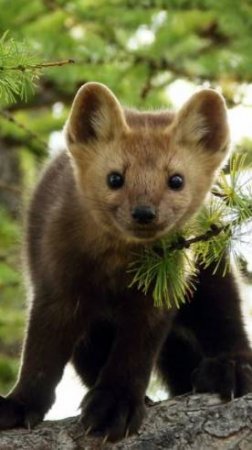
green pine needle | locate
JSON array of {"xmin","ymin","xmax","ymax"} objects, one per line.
[
  {"xmin": 128, "ymin": 237, "xmax": 197, "ymax": 309},
  {"xmin": 0, "ymin": 31, "xmax": 40, "ymax": 104},
  {"xmin": 218, "ymin": 153, "xmax": 252, "ymax": 223}
]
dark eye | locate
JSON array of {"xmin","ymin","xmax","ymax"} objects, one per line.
[
  {"xmin": 107, "ymin": 172, "xmax": 124, "ymax": 189},
  {"xmin": 168, "ymin": 174, "xmax": 184, "ymax": 190}
]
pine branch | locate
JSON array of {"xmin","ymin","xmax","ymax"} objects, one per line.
[
  {"xmin": 167, "ymin": 224, "xmax": 230, "ymax": 252},
  {"xmin": 0, "ymin": 59, "xmax": 75, "ymax": 72},
  {"xmin": 0, "ymin": 109, "xmax": 48, "ymax": 151},
  {"xmin": 0, "ymin": 32, "xmax": 75, "ymax": 104}
]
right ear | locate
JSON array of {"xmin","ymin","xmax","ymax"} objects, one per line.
[
  {"xmin": 173, "ymin": 89, "xmax": 230, "ymax": 155},
  {"xmin": 65, "ymin": 82, "xmax": 128, "ymax": 146}
]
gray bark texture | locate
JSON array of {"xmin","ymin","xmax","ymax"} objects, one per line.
[{"xmin": 0, "ymin": 393, "xmax": 252, "ymax": 450}]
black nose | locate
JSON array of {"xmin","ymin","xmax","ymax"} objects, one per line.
[{"xmin": 132, "ymin": 205, "xmax": 156, "ymax": 224}]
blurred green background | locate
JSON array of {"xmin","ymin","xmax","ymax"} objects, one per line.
[{"xmin": 1, "ymin": 0, "xmax": 252, "ymax": 395}]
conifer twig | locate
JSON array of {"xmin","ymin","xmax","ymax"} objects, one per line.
[
  {"xmin": 0, "ymin": 59, "xmax": 75, "ymax": 72},
  {"xmin": 168, "ymin": 224, "xmax": 230, "ymax": 252},
  {"xmin": 0, "ymin": 109, "xmax": 48, "ymax": 152},
  {"xmin": 168, "ymin": 215, "xmax": 251, "ymax": 254}
]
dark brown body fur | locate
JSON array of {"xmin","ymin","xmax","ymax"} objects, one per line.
[{"xmin": 0, "ymin": 84, "xmax": 251, "ymax": 441}]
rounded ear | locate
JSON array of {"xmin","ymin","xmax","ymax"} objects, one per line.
[
  {"xmin": 65, "ymin": 82, "xmax": 128, "ymax": 146},
  {"xmin": 173, "ymin": 89, "xmax": 230, "ymax": 154}
]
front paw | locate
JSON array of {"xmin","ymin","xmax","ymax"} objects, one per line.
[
  {"xmin": 0, "ymin": 396, "xmax": 43, "ymax": 430},
  {"xmin": 81, "ymin": 386, "xmax": 146, "ymax": 442},
  {"xmin": 192, "ymin": 352, "xmax": 252, "ymax": 400}
]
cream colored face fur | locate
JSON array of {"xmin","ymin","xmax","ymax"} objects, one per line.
[{"xmin": 65, "ymin": 82, "xmax": 230, "ymax": 243}]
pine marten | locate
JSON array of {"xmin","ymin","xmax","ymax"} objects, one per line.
[{"xmin": 0, "ymin": 83, "xmax": 251, "ymax": 442}]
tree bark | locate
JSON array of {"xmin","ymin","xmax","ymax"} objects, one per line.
[{"xmin": 0, "ymin": 393, "xmax": 252, "ymax": 449}]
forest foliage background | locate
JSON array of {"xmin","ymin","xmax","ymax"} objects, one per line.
[{"xmin": 0, "ymin": 0, "xmax": 252, "ymax": 396}]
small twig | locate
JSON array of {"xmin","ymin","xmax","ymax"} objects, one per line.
[
  {"xmin": 170, "ymin": 224, "xmax": 230, "ymax": 251},
  {"xmin": 0, "ymin": 59, "xmax": 75, "ymax": 72},
  {"xmin": 168, "ymin": 214, "xmax": 251, "ymax": 253},
  {"xmin": 211, "ymin": 188, "xmax": 229, "ymax": 200},
  {"xmin": 0, "ymin": 109, "xmax": 48, "ymax": 152},
  {"xmin": 140, "ymin": 65, "xmax": 155, "ymax": 99}
]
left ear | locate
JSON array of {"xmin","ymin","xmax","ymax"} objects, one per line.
[
  {"xmin": 65, "ymin": 82, "xmax": 128, "ymax": 147},
  {"xmin": 173, "ymin": 89, "xmax": 230, "ymax": 155}
]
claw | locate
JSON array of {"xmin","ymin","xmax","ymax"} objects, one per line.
[
  {"xmin": 84, "ymin": 425, "xmax": 92, "ymax": 437},
  {"xmin": 125, "ymin": 427, "xmax": 130, "ymax": 439},
  {"xmin": 102, "ymin": 434, "xmax": 109, "ymax": 446}
]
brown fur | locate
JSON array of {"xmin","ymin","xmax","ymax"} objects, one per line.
[{"xmin": 0, "ymin": 83, "xmax": 251, "ymax": 442}]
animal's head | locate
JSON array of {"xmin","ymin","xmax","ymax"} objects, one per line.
[{"xmin": 65, "ymin": 82, "xmax": 230, "ymax": 243}]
